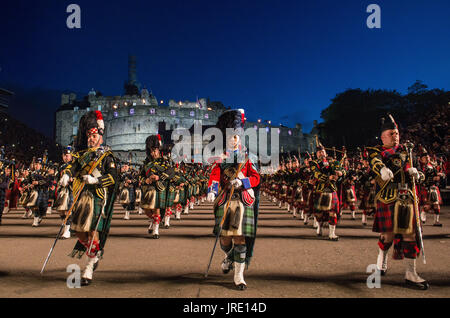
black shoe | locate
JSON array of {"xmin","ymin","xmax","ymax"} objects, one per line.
[
  {"xmin": 153, "ymin": 234, "xmax": 160, "ymax": 239},
  {"xmin": 377, "ymin": 269, "xmax": 387, "ymax": 276},
  {"xmin": 165, "ymin": 225, "xmax": 169, "ymax": 229},
  {"xmin": 148, "ymin": 228, "xmax": 152, "ymax": 234},
  {"xmin": 433, "ymin": 222, "xmax": 442, "ymax": 227},
  {"xmin": 80, "ymin": 278, "xmax": 92, "ymax": 286},
  {"xmin": 237, "ymin": 283, "xmax": 247, "ymax": 291},
  {"xmin": 221, "ymin": 258, "xmax": 234, "ymax": 274},
  {"xmin": 328, "ymin": 236, "xmax": 339, "ymax": 241},
  {"xmin": 405, "ymin": 279, "xmax": 429, "ymax": 290}
]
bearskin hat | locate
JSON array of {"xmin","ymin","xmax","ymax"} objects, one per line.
[
  {"xmin": 74, "ymin": 111, "xmax": 105, "ymax": 151},
  {"xmin": 145, "ymin": 134, "xmax": 162, "ymax": 157},
  {"xmin": 380, "ymin": 113, "xmax": 398, "ymax": 134},
  {"xmin": 215, "ymin": 109, "xmax": 245, "ymax": 147},
  {"xmin": 216, "ymin": 109, "xmax": 245, "ymax": 132},
  {"xmin": 417, "ymin": 145, "xmax": 428, "ymax": 158}
]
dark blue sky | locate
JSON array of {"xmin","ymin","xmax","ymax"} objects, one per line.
[{"xmin": 1, "ymin": 0, "xmax": 449, "ymax": 137}]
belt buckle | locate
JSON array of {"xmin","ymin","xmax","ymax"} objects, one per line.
[{"xmin": 397, "ymin": 184, "xmax": 409, "ymax": 196}]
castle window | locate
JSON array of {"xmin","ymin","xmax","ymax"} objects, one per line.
[
  {"xmin": 73, "ymin": 126, "xmax": 78, "ymax": 135},
  {"xmin": 87, "ymin": 107, "xmax": 90, "ymax": 111},
  {"xmin": 288, "ymin": 130, "xmax": 292, "ymax": 136},
  {"xmin": 133, "ymin": 102, "xmax": 136, "ymax": 106},
  {"xmin": 150, "ymin": 108, "xmax": 155, "ymax": 114},
  {"xmin": 114, "ymin": 111, "xmax": 118, "ymax": 118},
  {"xmin": 130, "ymin": 108, "xmax": 135, "ymax": 115},
  {"xmin": 170, "ymin": 109, "xmax": 176, "ymax": 116},
  {"xmin": 190, "ymin": 111, "xmax": 195, "ymax": 117},
  {"xmin": 97, "ymin": 105, "xmax": 102, "ymax": 111},
  {"xmin": 204, "ymin": 113, "xmax": 209, "ymax": 119},
  {"xmin": 74, "ymin": 106, "xmax": 79, "ymax": 112}
]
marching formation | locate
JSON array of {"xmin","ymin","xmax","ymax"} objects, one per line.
[
  {"xmin": 261, "ymin": 114, "xmax": 446, "ymax": 290},
  {"xmin": 0, "ymin": 109, "xmax": 447, "ymax": 292}
]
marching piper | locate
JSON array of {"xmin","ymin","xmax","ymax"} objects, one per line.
[
  {"xmin": 366, "ymin": 114, "xmax": 428, "ymax": 290},
  {"xmin": 309, "ymin": 142, "xmax": 346, "ymax": 240},
  {"xmin": 417, "ymin": 147, "xmax": 443, "ymax": 226},
  {"xmin": 207, "ymin": 109, "xmax": 260, "ymax": 290},
  {"xmin": 58, "ymin": 110, "xmax": 119, "ymax": 286}
]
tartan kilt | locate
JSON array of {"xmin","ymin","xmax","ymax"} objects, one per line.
[
  {"xmin": 48, "ymin": 188, "xmax": 56, "ymax": 201},
  {"xmin": 71, "ymin": 192, "xmax": 110, "ymax": 232},
  {"xmin": 178, "ymin": 188, "xmax": 187, "ymax": 205},
  {"xmin": 419, "ymin": 186, "xmax": 442, "ymax": 206},
  {"xmin": 141, "ymin": 186, "xmax": 167, "ymax": 209},
  {"xmin": 36, "ymin": 189, "xmax": 49, "ymax": 208},
  {"xmin": 213, "ymin": 202, "xmax": 255, "ymax": 237},
  {"xmin": 302, "ymin": 186, "xmax": 312, "ymax": 210},
  {"xmin": 187, "ymin": 185, "xmax": 193, "ymax": 198},
  {"xmin": 313, "ymin": 191, "xmax": 339, "ymax": 223},
  {"xmin": 155, "ymin": 189, "xmax": 167, "ymax": 208},
  {"xmin": 166, "ymin": 188, "xmax": 177, "ymax": 206},
  {"xmin": 344, "ymin": 185, "xmax": 357, "ymax": 204},
  {"xmin": 313, "ymin": 191, "xmax": 339, "ymax": 212},
  {"xmin": 128, "ymin": 187, "xmax": 136, "ymax": 203},
  {"xmin": 201, "ymin": 182, "xmax": 208, "ymax": 195},
  {"xmin": 91, "ymin": 195, "xmax": 110, "ymax": 232},
  {"xmin": 373, "ymin": 201, "xmax": 418, "ymax": 233}
]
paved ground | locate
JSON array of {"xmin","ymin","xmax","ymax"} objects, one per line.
[{"xmin": 0, "ymin": 197, "xmax": 449, "ymax": 298}]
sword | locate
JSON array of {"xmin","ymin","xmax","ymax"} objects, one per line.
[{"xmin": 40, "ymin": 147, "xmax": 105, "ymax": 274}]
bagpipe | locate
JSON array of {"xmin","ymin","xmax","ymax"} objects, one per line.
[{"xmin": 144, "ymin": 159, "xmax": 176, "ymax": 192}]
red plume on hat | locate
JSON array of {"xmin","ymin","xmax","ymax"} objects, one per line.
[
  {"xmin": 157, "ymin": 134, "xmax": 162, "ymax": 146},
  {"xmin": 238, "ymin": 108, "xmax": 245, "ymax": 124},
  {"xmin": 95, "ymin": 110, "xmax": 104, "ymax": 130}
]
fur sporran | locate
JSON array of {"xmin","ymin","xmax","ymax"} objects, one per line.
[
  {"xmin": 54, "ymin": 187, "xmax": 70, "ymax": 211},
  {"xmin": 295, "ymin": 188, "xmax": 304, "ymax": 203},
  {"xmin": 393, "ymin": 193, "xmax": 414, "ymax": 235},
  {"xmin": 346, "ymin": 188, "xmax": 356, "ymax": 202},
  {"xmin": 428, "ymin": 186, "xmax": 439, "ymax": 205},
  {"xmin": 221, "ymin": 200, "xmax": 244, "ymax": 236},
  {"xmin": 71, "ymin": 191, "xmax": 94, "ymax": 232},
  {"xmin": 315, "ymin": 192, "xmax": 333, "ymax": 211},
  {"xmin": 173, "ymin": 189, "xmax": 180, "ymax": 203},
  {"xmin": 25, "ymin": 190, "xmax": 38, "ymax": 207},
  {"xmin": 19, "ymin": 192, "xmax": 29, "ymax": 207},
  {"xmin": 119, "ymin": 188, "xmax": 130, "ymax": 204},
  {"xmin": 135, "ymin": 189, "xmax": 142, "ymax": 203},
  {"xmin": 141, "ymin": 185, "xmax": 156, "ymax": 210}
]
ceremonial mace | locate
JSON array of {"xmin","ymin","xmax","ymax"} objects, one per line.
[{"xmin": 405, "ymin": 141, "xmax": 426, "ymax": 264}]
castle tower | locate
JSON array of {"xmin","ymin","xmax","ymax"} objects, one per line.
[{"xmin": 124, "ymin": 55, "xmax": 141, "ymax": 95}]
